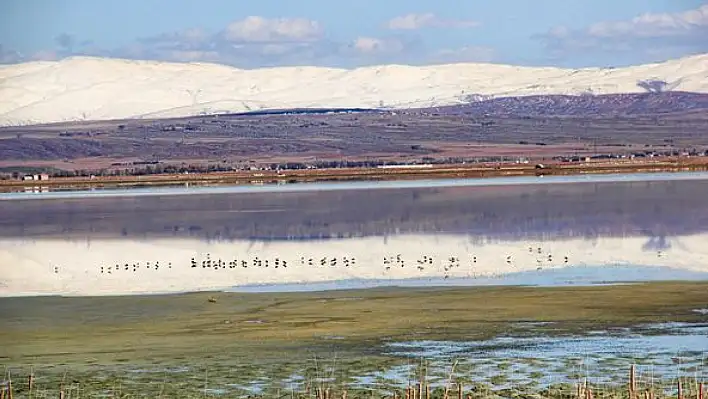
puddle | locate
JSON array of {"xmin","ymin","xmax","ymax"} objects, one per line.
[
  {"xmin": 387, "ymin": 333, "xmax": 708, "ymax": 360},
  {"xmin": 384, "ymin": 323, "xmax": 708, "ymax": 387},
  {"xmin": 350, "ymin": 365, "xmax": 416, "ymax": 388},
  {"xmin": 225, "ymin": 381, "xmax": 265, "ymax": 394},
  {"xmin": 24, "ymin": 323, "xmax": 707, "ymax": 394}
]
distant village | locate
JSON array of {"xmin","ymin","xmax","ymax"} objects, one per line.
[
  {"xmin": 5, "ymin": 147, "xmax": 708, "ymax": 182},
  {"xmin": 551, "ymin": 148, "xmax": 708, "ymax": 163}
]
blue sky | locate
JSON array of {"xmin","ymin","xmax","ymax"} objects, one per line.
[{"xmin": 1, "ymin": 0, "xmax": 706, "ymax": 68}]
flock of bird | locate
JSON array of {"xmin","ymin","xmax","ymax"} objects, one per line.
[{"xmin": 51, "ymin": 246, "xmax": 575, "ymax": 279}]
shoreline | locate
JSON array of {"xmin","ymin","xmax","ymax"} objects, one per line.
[
  {"xmin": 3, "ymin": 158, "xmax": 708, "ymax": 192},
  {"xmin": 0, "ymin": 279, "xmax": 696, "ymax": 299},
  {"xmin": 3, "ymin": 169, "xmax": 708, "ymax": 201}
]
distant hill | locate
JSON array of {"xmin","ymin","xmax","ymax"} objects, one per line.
[
  {"xmin": 425, "ymin": 92, "xmax": 708, "ymax": 117},
  {"xmin": 2, "ymin": 90, "xmax": 708, "ymax": 163},
  {"xmin": 224, "ymin": 93, "xmax": 708, "ymax": 118},
  {"xmin": 1, "ymin": 53, "xmax": 706, "ymax": 126}
]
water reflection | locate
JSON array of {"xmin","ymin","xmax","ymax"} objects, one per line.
[
  {"xmin": 2, "ymin": 178, "xmax": 708, "ymax": 296},
  {"xmin": 383, "ymin": 323, "xmax": 708, "ymax": 388},
  {"xmin": 2, "ymin": 179, "xmax": 708, "ymax": 241}
]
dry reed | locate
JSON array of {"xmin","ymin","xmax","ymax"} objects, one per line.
[
  {"xmin": 442, "ymin": 359, "xmax": 459, "ymax": 399},
  {"xmin": 679, "ymin": 379, "xmax": 684, "ymax": 399},
  {"xmin": 630, "ymin": 364, "xmax": 637, "ymax": 399},
  {"xmin": 0, "ymin": 364, "xmax": 705, "ymax": 399}
]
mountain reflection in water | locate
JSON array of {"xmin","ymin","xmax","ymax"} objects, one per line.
[{"xmin": 1, "ymin": 179, "xmax": 707, "ymax": 245}]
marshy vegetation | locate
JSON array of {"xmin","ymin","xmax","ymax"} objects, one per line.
[
  {"xmin": 1, "ymin": 282, "xmax": 707, "ymax": 398},
  {"xmin": 1, "ymin": 360, "xmax": 706, "ymax": 399}
]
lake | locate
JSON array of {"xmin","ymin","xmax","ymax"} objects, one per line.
[
  {"xmin": 2, "ymin": 172, "xmax": 708, "ymax": 398},
  {"xmin": 2, "ymin": 172, "xmax": 708, "ymax": 296}
]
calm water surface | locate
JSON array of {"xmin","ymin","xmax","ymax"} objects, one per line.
[{"xmin": 2, "ymin": 172, "xmax": 708, "ymax": 240}]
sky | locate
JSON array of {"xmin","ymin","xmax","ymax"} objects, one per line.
[{"xmin": 1, "ymin": 0, "xmax": 707, "ymax": 69}]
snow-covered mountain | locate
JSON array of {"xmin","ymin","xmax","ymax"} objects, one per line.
[{"xmin": 1, "ymin": 54, "xmax": 707, "ymax": 126}]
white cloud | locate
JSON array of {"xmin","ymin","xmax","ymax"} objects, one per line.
[
  {"xmin": 222, "ymin": 16, "xmax": 322, "ymax": 43},
  {"xmin": 1, "ymin": 15, "xmax": 492, "ymax": 68},
  {"xmin": 181, "ymin": 28, "xmax": 209, "ymax": 43},
  {"xmin": 119, "ymin": 16, "xmax": 329, "ymax": 66},
  {"xmin": 537, "ymin": 4, "xmax": 708, "ymax": 63},
  {"xmin": 260, "ymin": 44, "xmax": 296, "ymax": 56},
  {"xmin": 587, "ymin": 4, "xmax": 708, "ymax": 38},
  {"xmin": 351, "ymin": 37, "xmax": 404, "ymax": 54},
  {"xmin": 387, "ymin": 13, "xmax": 479, "ymax": 30}
]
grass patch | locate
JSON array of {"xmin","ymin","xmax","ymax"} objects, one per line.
[
  {"xmin": 1, "ymin": 281, "xmax": 707, "ymax": 398},
  {"xmin": 1, "ymin": 282, "xmax": 707, "ymax": 364}
]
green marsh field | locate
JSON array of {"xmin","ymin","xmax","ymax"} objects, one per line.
[{"xmin": 2, "ymin": 282, "xmax": 707, "ymax": 398}]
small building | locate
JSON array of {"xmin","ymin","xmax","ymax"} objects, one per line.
[{"xmin": 23, "ymin": 173, "xmax": 50, "ymax": 181}]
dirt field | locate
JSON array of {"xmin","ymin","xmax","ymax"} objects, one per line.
[{"xmin": 1, "ymin": 93, "xmax": 707, "ymax": 176}]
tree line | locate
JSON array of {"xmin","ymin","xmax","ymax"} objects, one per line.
[{"xmin": 1, "ymin": 155, "xmax": 530, "ymax": 180}]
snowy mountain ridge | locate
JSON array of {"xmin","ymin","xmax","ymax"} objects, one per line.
[{"xmin": 0, "ymin": 54, "xmax": 707, "ymax": 126}]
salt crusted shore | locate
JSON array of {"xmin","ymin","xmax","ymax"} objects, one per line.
[{"xmin": 1, "ymin": 233, "xmax": 707, "ymax": 297}]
